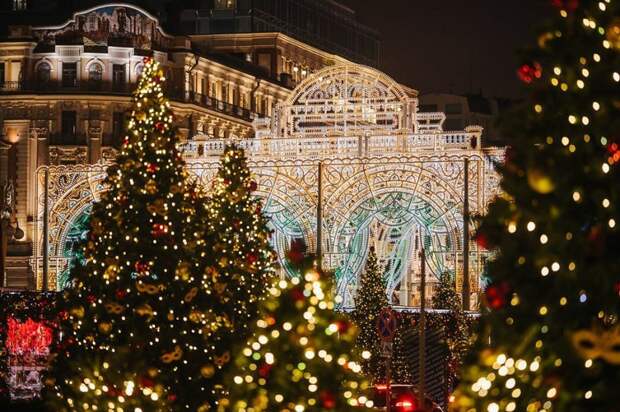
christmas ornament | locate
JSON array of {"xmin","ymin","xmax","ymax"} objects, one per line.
[
  {"xmin": 175, "ymin": 261, "xmax": 191, "ymax": 281},
  {"xmin": 146, "ymin": 162, "xmax": 159, "ymax": 173},
  {"xmin": 115, "ymin": 289, "xmax": 127, "ymax": 300},
  {"xmin": 145, "ymin": 179, "xmax": 157, "ymax": 194},
  {"xmin": 517, "ymin": 62, "xmax": 542, "ymax": 84},
  {"xmin": 527, "ymin": 168, "xmax": 555, "ymax": 194},
  {"xmin": 105, "ymin": 302, "xmax": 125, "ymax": 314},
  {"xmin": 249, "ymin": 180, "xmax": 258, "ymax": 191},
  {"xmin": 201, "ymin": 365, "xmax": 215, "ymax": 378},
  {"xmin": 151, "ymin": 223, "xmax": 169, "ymax": 237},
  {"xmin": 319, "ymin": 390, "xmax": 336, "ymax": 409},
  {"xmin": 571, "ymin": 325, "xmax": 620, "ymax": 364},
  {"xmin": 184, "ymin": 287, "xmax": 198, "ymax": 302},
  {"xmin": 485, "ymin": 282, "xmax": 510, "ymax": 310},
  {"xmin": 473, "ymin": 231, "xmax": 491, "ymax": 250},
  {"xmin": 134, "ymin": 260, "xmax": 150, "ymax": 275},
  {"xmin": 135, "ymin": 282, "xmax": 164, "ymax": 295},
  {"xmin": 607, "ymin": 18, "xmax": 620, "ymax": 50},
  {"xmin": 214, "ymin": 351, "xmax": 231, "ymax": 367},
  {"xmin": 98, "ymin": 322, "xmax": 112, "ymax": 334},
  {"xmin": 161, "ymin": 345, "xmax": 183, "ymax": 363}
]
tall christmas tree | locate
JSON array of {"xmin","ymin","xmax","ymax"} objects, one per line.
[
  {"xmin": 432, "ymin": 272, "xmax": 470, "ymax": 390},
  {"xmin": 352, "ymin": 247, "xmax": 388, "ymax": 383},
  {"xmin": 46, "ymin": 57, "xmax": 227, "ymax": 411},
  {"xmin": 225, "ymin": 255, "xmax": 372, "ymax": 411},
  {"xmin": 453, "ymin": 1, "xmax": 620, "ymax": 411},
  {"xmin": 199, "ymin": 144, "xmax": 277, "ymax": 406}
]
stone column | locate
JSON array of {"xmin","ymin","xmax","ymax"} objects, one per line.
[{"xmin": 88, "ymin": 121, "xmax": 103, "ymax": 164}]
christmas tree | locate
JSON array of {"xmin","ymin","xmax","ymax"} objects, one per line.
[
  {"xmin": 46, "ymin": 57, "xmax": 227, "ymax": 411},
  {"xmin": 225, "ymin": 254, "xmax": 373, "ymax": 411},
  {"xmin": 453, "ymin": 1, "xmax": 620, "ymax": 411},
  {"xmin": 352, "ymin": 247, "xmax": 388, "ymax": 383},
  {"xmin": 199, "ymin": 144, "xmax": 277, "ymax": 406},
  {"xmin": 432, "ymin": 272, "xmax": 470, "ymax": 390}
]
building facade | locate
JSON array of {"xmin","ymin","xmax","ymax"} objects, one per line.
[{"xmin": 0, "ymin": 2, "xmax": 501, "ymax": 311}]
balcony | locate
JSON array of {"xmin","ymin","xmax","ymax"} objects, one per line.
[{"xmin": 0, "ymin": 81, "xmax": 259, "ymax": 123}]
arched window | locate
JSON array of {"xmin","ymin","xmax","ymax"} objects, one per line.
[
  {"xmin": 36, "ymin": 62, "xmax": 51, "ymax": 85},
  {"xmin": 89, "ymin": 63, "xmax": 102, "ymax": 82},
  {"xmin": 135, "ymin": 64, "xmax": 144, "ymax": 79}
]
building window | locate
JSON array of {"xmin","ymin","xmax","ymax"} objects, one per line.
[
  {"xmin": 443, "ymin": 118, "xmax": 463, "ymax": 131},
  {"xmin": 214, "ymin": 0, "xmax": 235, "ymax": 9},
  {"xmin": 62, "ymin": 62, "xmax": 77, "ymax": 87},
  {"xmin": 112, "ymin": 64, "xmax": 126, "ymax": 90},
  {"xmin": 37, "ymin": 62, "xmax": 51, "ymax": 85},
  {"xmin": 89, "ymin": 63, "xmax": 102, "ymax": 81},
  {"xmin": 60, "ymin": 111, "xmax": 77, "ymax": 144},
  {"xmin": 112, "ymin": 111, "xmax": 125, "ymax": 147},
  {"xmin": 135, "ymin": 64, "xmax": 144, "ymax": 79},
  {"xmin": 445, "ymin": 103, "xmax": 463, "ymax": 115},
  {"xmin": 12, "ymin": 0, "xmax": 27, "ymax": 11}
]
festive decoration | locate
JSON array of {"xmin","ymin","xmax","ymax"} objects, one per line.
[
  {"xmin": 351, "ymin": 247, "xmax": 391, "ymax": 383},
  {"xmin": 432, "ymin": 273, "xmax": 471, "ymax": 391},
  {"xmin": 517, "ymin": 62, "xmax": 542, "ymax": 83},
  {"xmin": 453, "ymin": 1, "xmax": 620, "ymax": 410},
  {"xmin": 225, "ymin": 255, "xmax": 372, "ymax": 411},
  {"xmin": 0, "ymin": 292, "xmax": 57, "ymax": 403},
  {"xmin": 46, "ymin": 57, "xmax": 229, "ymax": 411},
  {"xmin": 196, "ymin": 144, "xmax": 276, "ymax": 407}
]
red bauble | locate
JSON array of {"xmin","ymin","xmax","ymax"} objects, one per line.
[
  {"xmin": 258, "ymin": 362, "xmax": 272, "ymax": 378},
  {"xmin": 87, "ymin": 294, "xmax": 96, "ymax": 304},
  {"xmin": 246, "ymin": 252, "xmax": 258, "ymax": 265},
  {"xmin": 115, "ymin": 289, "xmax": 127, "ymax": 300},
  {"xmin": 146, "ymin": 163, "xmax": 159, "ymax": 173},
  {"xmin": 143, "ymin": 56, "xmax": 152, "ymax": 64},
  {"xmin": 485, "ymin": 282, "xmax": 510, "ymax": 310},
  {"xmin": 155, "ymin": 122, "xmax": 165, "ymax": 132},
  {"xmin": 320, "ymin": 391, "xmax": 336, "ymax": 409},
  {"xmin": 517, "ymin": 62, "xmax": 542, "ymax": 84},
  {"xmin": 551, "ymin": 0, "xmax": 579, "ymax": 11},
  {"xmin": 134, "ymin": 260, "xmax": 150, "ymax": 274},
  {"xmin": 474, "ymin": 231, "xmax": 491, "ymax": 250},
  {"xmin": 167, "ymin": 394, "xmax": 177, "ymax": 402},
  {"xmin": 336, "ymin": 320, "xmax": 350, "ymax": 333},
  {"xmin": 59, "ymin": 310, "xmax": 69, "ymax": 321},
  {"xmin": 287, "ymin": 239, "xmax": 306, "ymax": 264},
  {"xmin": 249, "ymin": 180, "xmax": 258, "ymax": 191},
  {"xmin": 615, "ymin": 282, "xmax": 620, "ymax": 297},
  {"xmin": 290, "ymin": 288, "xmax": 305, "ymax": 302},
  {"xmin": 224, "ymin": 178, "xmax": 232, "ymax": 186},
  {"xmin": 151, "ymin": 223, "xmax": 169, "ymax": 237},
  {"xmin": 140, "ymin": 377, "xmax": 155, "ymax": 388},
  {"xmin": 232, "ymin": 219, "xmax": 241, "ymax": 229}
]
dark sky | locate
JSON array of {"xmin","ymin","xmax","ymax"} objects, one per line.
[{"xmin": 339, "ymin": 0, "xmax": 554, "ymax": 98}]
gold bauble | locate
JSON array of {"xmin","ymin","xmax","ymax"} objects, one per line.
[
  {"xmin": 527, "ymin": 169, "xmax": 554, "ymax": 194},
  {"xmin": 607, "ymin": 18, "xmax": 620, "ymax": 50},
  {"xmin": 200, "ymin": 364, "xmax": 215, "ymax": 378},
  {"xmin": 145, "ymin": 180, "xmax": 158, "ymax": 194},
  {"xmin": 98, "ymin": 322, "xmax": 112, "ymax": 334}
]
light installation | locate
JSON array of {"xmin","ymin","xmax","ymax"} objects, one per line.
[{"xmin": 35, "ymin": 64, "xmax": 502, "ymax": 308}]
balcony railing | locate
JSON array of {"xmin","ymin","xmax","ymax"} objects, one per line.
[
  {"xmin": 180, "ymin": 131, "xmax": 480, "ymax": 160},
  {"xmin": 0, "ymin": 81, "xmax": 259, "ymax": 123}
]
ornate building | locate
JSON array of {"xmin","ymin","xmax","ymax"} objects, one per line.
[{"xmin": 0, "ymin": 3, "xmax": 502, "ymax": 310}]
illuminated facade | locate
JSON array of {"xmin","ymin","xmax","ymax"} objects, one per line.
[{"xmin": 0, "ymin": 3, "xmax": 502, "ymax": 309}]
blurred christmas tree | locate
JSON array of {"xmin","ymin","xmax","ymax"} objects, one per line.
[
  {"xmin": 225, "ymin": 249, "xmax": 372, "ymax": 411},
  {"xmin": 352, "ymin": 247, "xmax": 388, "ymax": 383},
  {"xmin": 453, "ymin": 1, "xmax": 620, "ymax": 411},
  {"xmin": 200, "ymin": 144, "xmax": 277, "ymax": 407},
  {"xmin": 46, "ymin": 57, "xmax": 227, "ymax": 411},
  {"xmin": 432, "ymin": 272, "xmax": 470, "ymax": 391}
]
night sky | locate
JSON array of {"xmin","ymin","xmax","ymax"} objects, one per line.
[{"xmin": 340, "ymin": 0, "xmax": 554, "ymax": 98}]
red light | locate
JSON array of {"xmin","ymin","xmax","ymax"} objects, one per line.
[{"xmin": 395, "ymin": 395, "xmax": 417, "ymax": 412}]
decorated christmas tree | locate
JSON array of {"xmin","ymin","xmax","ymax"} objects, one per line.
[
  {"xmin": 225, "ymin": 253, "xmax": 373, "ymax": 411},
  {"xmin": 453, "ymin": 1, "xmax": 620, "ymax": 411},
  {"xmin": 352, "ymin": 247, "xmax": 388, "ymax": 383},
  {"xmin": 432, "ymin": 273, "xmax": 470, "ymax": 390},
  {"xmin": 46, "ymin": 57, "xmax": 227, "ymax": 411}
]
